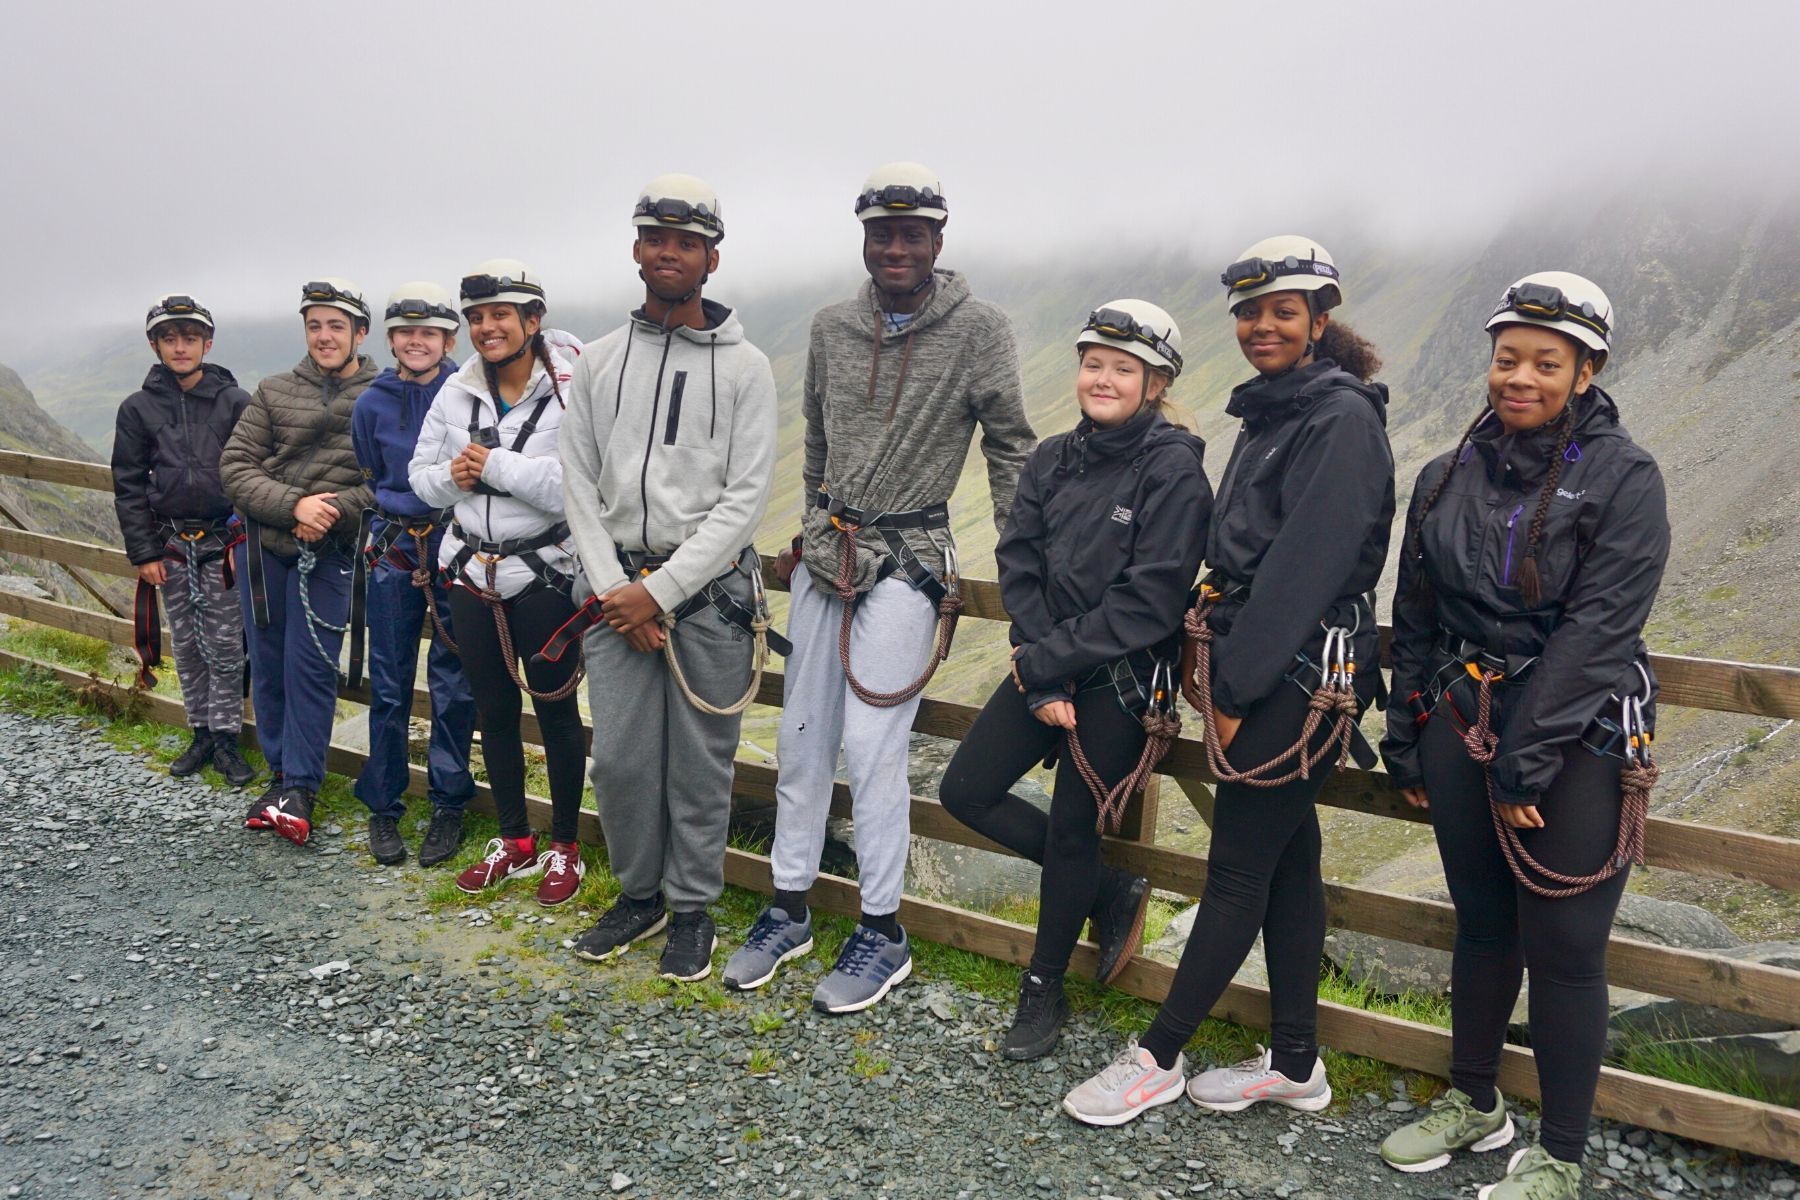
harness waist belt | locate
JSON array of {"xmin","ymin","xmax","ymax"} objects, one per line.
[
  {"xmin": 450, "ymin": 520, "xmax": 571, "ymax": 559},
  {"xmin": 812, "ymin": 491, "xmax": 950, "ymax": 531}
]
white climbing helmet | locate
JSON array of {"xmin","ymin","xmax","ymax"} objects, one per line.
[
  {"xmin": 145, "ymin": 293, "xmax": 213, "ymax": 336},
  {"xmin": 459, "ymin": 260, "xmax": 546, "ymax": 312},
  {"xmin": 383, "ymin": 282, "xmax": 460, "ymax": 332},
  {"xmin": 1220, "ymin": 235, "xmax": 1343, "ymax": 312},
  {"xmin": 1485, "ymin": 271, "xmax": 1613, "ymax": 369},
  {"xmin": 1076, "ymin": 299, "xmax": 1183, "ymax": 378},
  {"xmin": 632, "ymin": 173, "xmax": 725, "ymax": 240},
  {"xmin": 855, "ymin": 161, "xmax": 949, "ymax": 223},
  {"xmin": 298, "ymin": 277, "xmax": 371, "ymax": 326}
]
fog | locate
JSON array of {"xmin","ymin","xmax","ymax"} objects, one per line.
[{"xmin": 2, "ymin": 0, "xmax": 1796, "ymax": 355}]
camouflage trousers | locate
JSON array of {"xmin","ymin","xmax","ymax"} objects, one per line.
[{"xmin": 163, "ymin": 540, "xmax": 246, "ymax": 733}]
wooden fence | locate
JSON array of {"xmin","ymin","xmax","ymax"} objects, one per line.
[{"xmin": 0, "ymin": 447, "xmax": 1795, "ymax": 1163}]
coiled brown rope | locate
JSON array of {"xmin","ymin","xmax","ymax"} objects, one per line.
[
  {"xmin": 833, "ymin": 525, "xmax": 960, "ymax": 708},
  {"xmin": 1183, "ymin": 590, "xmax": 1360, "ymax": 787},
  {"xmin": 470, "ymin": 558, "xmax": 583, "ymax": 702},
  {"xmin": 1458, "ymin": 668, "xmax": 1653, "ymax": 899},
  {"xmin": 413, "ymin": 564, "xmax": 459, "ymax": 655},
  {"xmin": 1065, "ymin": 664, "xmax": 1183, "ymax": 833}
]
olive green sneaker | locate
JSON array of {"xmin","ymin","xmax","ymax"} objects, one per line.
[
  {"xmin": 1379, "ymin": 1087, "xmax": 1514, "ymax": 1173},
  {"xmin": 1477, "ymin": 1145, "xmax": 1583, "ymax": 1200}
]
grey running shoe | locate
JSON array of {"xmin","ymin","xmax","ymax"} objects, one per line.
[
  {"xmin": 660, "ymin": 910, "xmax": 718, "ymax": 982},
  {"xmin": 723, "ymin": 905, "xmax": 814, "ymax": 991},
  {"xmin": 571, "ymin": 895, "xmax": 668, "ymax": 962},
  {"xmin": 812, "ymin": 924, "xmax": 912, "ymax": 1014},
  {"xmin": 1380, "ymin": 1087, "xmax": 1514, "ymax": 1173},
  {"xmin": 1478, "ymin": 1145, "xmax": 1582, "ymax": 1200},
  {"xmin": 1062, "ymin": 1039, "xmax": 1186, "ymax": 1127},
  {"xmin": 1186, "ymin": 1045, "xmax": 1332, "ymax": 1113}
]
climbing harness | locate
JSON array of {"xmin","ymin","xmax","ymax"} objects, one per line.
[
  {"xmin": 1064, "ymin": 659, "xmax": 1183, "ymax": 834},
  {"xmin": 1454, "ymin": 658, "xmax": 1656, "ymax": 899},
  {"xmin": 534, "ymin": 549, "xmax": 791, "ymax": 716},
  {"xmin": 444, "ymin": 521, "xmax": 581, "ymax": 702},
  {"xmin": 349, "ymin": 507, "xmax": 454, "ymax": 682},
  {"xmin": 1182, "ymin": 582, "xmax": 1364, "ymax": 787},
  {"xmin": 131, "ymin": 517, "xmax": 245, "ymax": 689},
  {"xmin": 815, "ymin": 491, "xmax": 962, "ymax": 708}
]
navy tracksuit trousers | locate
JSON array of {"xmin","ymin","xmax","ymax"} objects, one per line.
[{"xmin": 236, "ymin": 541, "xmax": 352, "ymax": 793}]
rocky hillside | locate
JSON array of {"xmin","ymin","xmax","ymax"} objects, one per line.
[{"xmin": 0, "ymin": 365, "xmax": 121, "ymax": 603}]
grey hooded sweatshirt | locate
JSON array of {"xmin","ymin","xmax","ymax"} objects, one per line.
[
  {"xmin": 562, "ymin": 300, "xmax": 778, "ymax": 612},
  {"xmin": 800, "ymin": 269, "xmax": 1035, "ymax": 595}
]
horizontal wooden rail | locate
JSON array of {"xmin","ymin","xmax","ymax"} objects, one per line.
[{"xmin": 0, "ymin": 644, "xmax": 1791, "ymax": 1164}]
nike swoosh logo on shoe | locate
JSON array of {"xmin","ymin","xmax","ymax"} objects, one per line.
[{"xmin": 1123, "ymin": 1075, "xmax": 1174, "ymax": 1107}]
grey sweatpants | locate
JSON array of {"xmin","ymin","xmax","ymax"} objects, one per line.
[
  {"xmin": 769, "ymin": 567, "xmax": 939, "ymax": 915},
  {"xmin": 586, "ymin": 565, "xmax": 757, "ymax": 911},
  {"xmin": 164, "ymin": 541, "xmax": 245, "ymax": 733}
]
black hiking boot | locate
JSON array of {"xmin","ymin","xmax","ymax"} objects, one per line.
[
  {"xmin": 1090, "ymin": 869, "xmax": 1151, "ymax": 985},
  {"xmin": 417, "ymin": 809, "xmax": 464, "ymax": 868},
  {"xmin": 368, "ymin": 814, "xmax": 406, "ymax": 866},
  {"xmin": 210, "ymin": 734, "xmax": 257, "ymax": 787},
  {"xmin": 1003, "ymin": 970, "xmax": 1070, "ymax": 1061},
  {"xmin": 170, "ymin": 728, "xmax": 214, "ymax": 778}
]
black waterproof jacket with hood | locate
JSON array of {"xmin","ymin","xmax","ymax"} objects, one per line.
[
  {"xmin": 1002, "ymin": 407, "xmax": 1211, "ymax": 710},
  {"xmin": 1204, "ymin": 359, "xmax": 1396, "ymax": 717},
  {"xmin": 111, "ymin": 362, "xmax": 251, "ymax": 566},
  {"xmin": 1381, "ymin": 386, "xmax": 1668, "ymax": 806}
]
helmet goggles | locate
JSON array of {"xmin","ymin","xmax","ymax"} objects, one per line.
[
  {"xmin": 300, "ymin": 281, "xmax": 370, "ymax": 320},
  {"xmin": 1492, "ymin": 282, "xmax": 1610, "ymax": 338},
  {"xmin": 147, "ymin": 295, "xmax": 212, "ymax": 330},
  {"xmin": 459, "ymin": 273, "xmax": 545, "ymax": 303},
  {"xmin": 1220, "ymin": 253, "xmax": 1340, "ymax": 295},
  {"xmin": 854, "ymin": 183, "xmax": 949, "ymax": 217},
  {"xmin": 1083, "ymin": 307, "xmax": 1183, "ymax": 373},
  {"xmin": 633, "ymin": 195, "xmax": 723, "ymax": 237},
  {"xmin": 385, "ymin": 297, "xmax": 460, "ymax": 325}
]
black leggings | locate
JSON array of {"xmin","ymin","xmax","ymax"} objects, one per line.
[
  {"xmin": 448, "ymin": 584, "xmax": 585, "ymax": 844},
  {"xmin": 1421, "ymin": 695, "xmax": 1627, "ymax": 1164},
  {"xmin": 939, "ymin": 676, "xmax": 1147, "ymax": 978},
  {"xmin": 1138, "ymin": 681, "xmax": 1333, "ymax": 1077}
]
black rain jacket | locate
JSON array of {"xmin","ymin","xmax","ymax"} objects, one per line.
[
  {"xmin": 1381, "ymin": 386, "xmax": 1668, "ymax": 806},
  {"xmin": 1002, "ymin": 406, "xmax": 1211, "ymax": 710},
  {"xmin": 111, "ymin": 362, "xmax": 251, "ymax": 565},
  {"xmin": 1204, "ymin": 359, "xmax": 1395, "ymax": 716}
]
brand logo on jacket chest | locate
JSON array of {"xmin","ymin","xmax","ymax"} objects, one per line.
[{"xmin": 1110, "ymin": 505, "xmax": 1133, "ymax": 525}]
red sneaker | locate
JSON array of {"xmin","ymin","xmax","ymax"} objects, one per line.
[
  {"xmin": 455, "ymin": 836, "xmax": 542, "ymax": 895},
  {"xmin": 268, "ymin": 788, "xmax": 316, "ymax": 847},
  {"xmin": 535, "ymin": 842, "xmax": 586, "ymax": 907}
]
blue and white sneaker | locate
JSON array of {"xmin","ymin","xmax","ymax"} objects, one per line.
[
  {"xmin": 812, "ymin": 924, "xmax": 912, "ymax": 1014},
  {"xmin": 723, "ymin": 905, "xmax": 814, "ymax": 991}
]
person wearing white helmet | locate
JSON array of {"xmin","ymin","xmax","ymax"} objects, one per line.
[
  {"xmin": 1064, "ymin": 237, "xmax": 1395, "ymax": 1127},
  {"xmin": 723, "ymin": 161, "xmax": 1035, "ymax": 1013},
  {"xmin": 347, "ymin": 283, "xmax": 476, "ymax": 868},
  {"xmin": 112, "ymin": 293, "xmax": 256, "ymax": 788},
  {"xmin": 408, "ymin": 260, "xmax": 588, "ymax": 908},
  {"xmin": 939, "ymin": 300, "xmax": 1211, "ymax": 1060},
  {"xmin": 221, "ymin": 278, "xmax": 380, "ymax": 847},
  {"xmin": 1378, "ymin": 273, "xmax": 1667, "ymax": 1200},
  {"xmin": 555, "ymin": 174, "xmax": 779, "ymax": 983}
]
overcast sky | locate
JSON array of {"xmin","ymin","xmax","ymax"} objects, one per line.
[{"xmin": 2, "ymin": 0, "xmax": 1796, "ymax": 355}]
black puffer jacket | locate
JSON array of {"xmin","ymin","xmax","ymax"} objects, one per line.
[
  {"xmin": 1205, "ymin": 360, "xmax": 1395, "ymax": 716},
  {"xmin": 111, "ymin": 363, "xmax": 251, "ymax": 565},
  {"xmin": 1001, "ymin": 407, "xmax": 1211, "ymax": 708},
  {"xmin": 1382, "ymin": 386, "xmax": 1668, "ymax": 805}
]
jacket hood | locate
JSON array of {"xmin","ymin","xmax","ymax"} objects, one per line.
[
  {"xmin": 292, "ymin": 353, "xmax": 377, "ymax": 388},
  {"xmin": 1055, "ymin": 407, "xmax": 1203, "ymax": 478},
  {"xmin": 627, "ymin": 298, "xmax": 744, "ymax": 346},
  {"xmin": 856, "ymin": 269, "xmax": 972, "ymax": 343},
  {"xmin": 1470, "ymin": 384, "xmax": 1626, "ymax": 484},
  {"xmin": 1226, "ymin": 358, "xmax": 1388, "ymax": 430},
  {"xmin": 141, "ymin": 361, "xmax": 241, "ymax": 399}
]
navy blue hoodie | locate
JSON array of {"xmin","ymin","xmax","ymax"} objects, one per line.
[{"xmin": 351, "ymin": 359, "xmax": 458, "ymax": 523}]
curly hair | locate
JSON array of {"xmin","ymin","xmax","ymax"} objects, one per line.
[{"xmin": 1317, "ymin": 321, "xmax": 1383, "ymax": 382}]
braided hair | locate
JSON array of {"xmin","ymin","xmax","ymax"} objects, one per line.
[
  {"xmin": 480, "ymin": 300, "xmax": 561, "ymax": 408},
  {"xmin": 1514, "ymin": 399, "xmax": 1580, "ymax": 607},
  {"xmin": 1403, "ymin": 410, "xmax": 1487, "ymax": 609}
]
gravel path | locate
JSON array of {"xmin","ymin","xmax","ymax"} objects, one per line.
[{"xmin": 0, "ymin": 709, "xmax": 1793, "ymax": 1200}]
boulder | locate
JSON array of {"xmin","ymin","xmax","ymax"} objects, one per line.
[
  {"xmin": 1640, "ymin": 1030, "xmax": 1800, "ymax": 1093},
  {"xmin": 0, "ymin": 574, "xmax": 53, "ymax": 601},
  {"xmin": 1323, "ymin": 930, "xmax": 1454, "ymax": 998},
  {"xmin": 1143, "ymin": 903, "xmax": 1269, "ymax": 989},
  {"xmin": 1610, "ymin": 893, "xmax": 1742, "ymax": 950}
]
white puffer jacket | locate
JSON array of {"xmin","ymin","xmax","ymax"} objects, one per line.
[{"xmin": 409, "ymin": 342, "xmax": 578, "ymax": 599}]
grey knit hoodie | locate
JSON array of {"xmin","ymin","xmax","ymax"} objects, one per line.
[
  {"xmin": 800, "ymin": 269, "xmax": 1034, "ymax": 594},
  {"xmin": 562, "ymin": 300, "xmax": 777, "ymax": 612}
]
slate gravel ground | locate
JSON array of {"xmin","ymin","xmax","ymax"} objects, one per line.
[{"xmin": 0, "ymin": 708, "xmax": 1794, "ymax": 1200}]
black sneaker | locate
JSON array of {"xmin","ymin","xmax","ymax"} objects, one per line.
[
  {"xmin": 268, "ymin": 787, "xmax": 316, "ymax": 848},
  {"xmin": 210, "ymin": 734, "xmax": 257, "ymax": 787},
  {"xmin": 660, "ymin": 910, "xmax": 718, "ymax": 982},
  {"xmin": 417, "ymin": 809, "xmax": 464, "ymax": 868},
  {"xmin": 368, "ymin": 814, "xmax": 405, "ymax": 865},
  {"xmin": 1090, "ymin": 869, "xmax": 1151, "ymax": 985},
  {"xmin": 170, "ymin": 728, "xmax": 214, "ymax": 778},
  {"xmin": 1003, "ymin": 971, "xmax": 1070, "ymax": 1061},
  {"xmin": 244, "ymin": 773, "xmax": 284, "ymax": 830},
  {"xmin": 571, "ymin": 895, "xmax": 668, "ymax": 962}
]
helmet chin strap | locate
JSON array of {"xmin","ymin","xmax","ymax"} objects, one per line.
[
  {"xmin": 639, "ymin": 267, "xmax": 708, "ymax": 330},
  {"xmin": 489, "ymin": 338, "xmax": 532, "ymax": 370}
]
